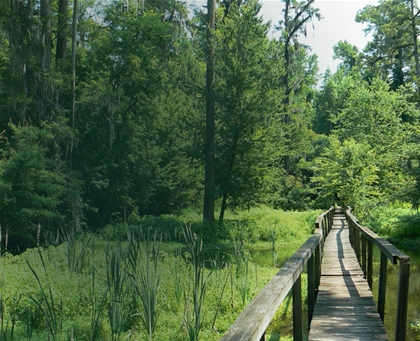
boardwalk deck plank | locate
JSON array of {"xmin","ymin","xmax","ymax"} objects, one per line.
[{"xmin": 308, "ymin": 211, "xmax": 388, "ymax": 341}]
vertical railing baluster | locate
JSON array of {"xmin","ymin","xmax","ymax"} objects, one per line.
[
  {"xmin": 315, "ymin": 240, "xmax": 321, "ymax": 289},
  {"xmin": 395, "ymin": 260, "xmax": 410, "ymax": 341},
  {"xmin": 293, "ymin": 274, "xmax": 303, "ymax": 341},
  {"xmin": 355, "ymin": 229, "xmax": 361, "ymax": 263},
  {"xmin": 367, "ymin": 240, "xmax": 373, "ymax": 289},
  {"xmin": 308, "ymin": 253, "xmax": 315, "ymax": 325},
  {"xmin": 377, "ymin": 252, "xmax": 388, "ymax": 322},
  {"xmin": 361, "ymin": 235, "xmax": 366, "ymax": 275}
]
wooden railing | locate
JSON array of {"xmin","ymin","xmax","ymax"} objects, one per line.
[
  {"xmin": 345, "ymin": 207, "xmax": 410, "ymax": 341},
  {"xmin": 220, "ymin": 207, "xmax": 334, "ymax": 341}
]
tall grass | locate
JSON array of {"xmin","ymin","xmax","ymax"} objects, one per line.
[
  {"xmin": 269, "ymin": 225, "xmax": 278, "ymax": 268},
  {"xmin": 61, "ymin": 227, "xmax": 92, "ymax": 274},
  {"xmin": 90, "ymin": 237, "xmax": 106, "ymax": 341},
  {"xmin": 26, "ymin": 248, "xmax": 60, "ymax": 341},
  {"xmin": 129, "ymin": 228, "xmax": 162, "ymax": 341},
  {"xmin": 105, "ymin": 243, "xmax": 129, "ymax": 341},
  {"xmin": 183, "ymin": 225, "xmax": 211, "ymax": 341}
]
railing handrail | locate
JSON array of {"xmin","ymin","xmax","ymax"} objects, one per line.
[
  {"xmin": 344, "ymin": 206, "xmax": 410, "ymax": 341},
  {"xmin": 345, "ymin": 207, "xmax": 410, "ymax": 264},
  {"xmin": 220, "ymin": 206, "xmax": 335, "ymax": 341}
]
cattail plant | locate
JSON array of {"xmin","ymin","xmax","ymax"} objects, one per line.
[
  {"xmin": 182, "ymin": 225, "xmax": 211, "ymax": 341},
  {"xmin": 128, "ymin": 227, "xmax": 162, "ymax": 341},
  {"xmin": 26, "ymin": 248, "xmax": 59, "ymax": 341},
  {"xmin": 105, "ymin": 243, "xmax": 129, "ymax": 341},
  {"xmin": 269, "ymin": 226, "xmax": 278, "ymax": 268},
  {"xmin": 169, "ymin": 248, "xmax": 184, "ymax": 305},
  {"xmin": 90, "ymin": 236, "xmax": 107, "ymax": 341}
]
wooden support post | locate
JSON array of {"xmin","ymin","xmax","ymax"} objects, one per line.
[
  {"xmin": 395, "ymin": 260, "xmax": 410, "ymax": 341},
  {"xmin": 315, "ymin": 242, "xmax": 321, "ymax": 289},
  {"xmin": 367, "ymin": 240, "xmax": 373, "ymax": 289},
  {"xmin": 308, "ymin": 253, "xmax": 315, "ymax": 325},
  {"xmin": 377, "ymin": 252, "xmax": 388, "ymax": 322},
  {"xmin": 361, "ymin": 235, "xmax": 366, "ymax": 276},
  {"xmin": 293, "ymin": 274, "xmax": 303, "ymax": 341},
  {"xmin": 355, "ymin": 230, "xmax": 361, "ymax": 264}
]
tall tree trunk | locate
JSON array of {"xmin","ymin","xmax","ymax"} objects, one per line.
[
  {"xmin": 203, "ymin": 0, "xmax": 216, "ymax": 222},
  {"xmin": 410, "ymin": 0, "xmax": 420, "ymax": 78},
  {"xmin": 218, "ymin": 130, "xmax": 239, "ymax": 223},
  {"xmin": 41, "ymin": 0, "xmax": 52, "ymax": 71},
  {"xmin": 56, "ymin": 0, "xmax": 69, "ymax": 62},
  {"xmin": 70, "ymin": 0, "xmax": 78, "ymax": 169}
]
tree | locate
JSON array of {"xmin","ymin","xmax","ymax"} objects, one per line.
[
  {"xmin": 0, "ymin": 123, "xmax": 69, "ymax": 250},
  {"xmin": 313, "ymin": 78, "xmax": 420, "ymax": 215},
  {"xmin": 277, "ymin": 0, "xmax": 320, "ymax": 173},
  {"xmin": 203, "ymin": 0, "xmax": 216, "ymax": 222},
  {"xmin": 356, "ymin": 0, "xmax": 420, "ymax": 89},
  {"xmin": 215, "ymin": 0, "xmax": 274, "ymax": 221}
]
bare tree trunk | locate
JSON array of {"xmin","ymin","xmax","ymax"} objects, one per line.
[
  {"xmin": 70, "ymin": 0, "xmax": 78, "ymax": 169},
  {"xmin": 56, "ymin": 0, "xmax": 69, "ymax": 62},
  {"xmin": 411, "ymin": 0, "xmax": 420, "ymax": 78},
  {"xmin": 203, "ymin": 0, "xmax": 216, "ymax": 222},
  {"xmin": 41, "ymin": 0, "xmax": 52, "ymax": 70}
]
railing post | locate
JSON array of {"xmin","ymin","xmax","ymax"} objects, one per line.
[
  {"xmin": 308, "ymin": 253, "xmax": 315, "ymax": 325},
  {"xmin": 377, "ymin": 252, "xmax": 388, "ymax": 322},
  {"xmin": 367, "ymin": 240, "xmax": 373, "ymax": 289},
  {"xmin": 293, "ymin": 274, "xmax": 303, "ymax": 341},
  {"xmin": 315, "ymin": 242, "xmax": 321, "ymax": 289},
  {"xmin": 355, "ymin": 229, "xmax": 361, "ymax": 263},
  {"xmin": 348, "ymin": 219, "xmax": 354, "ymax": 247},
  {"xmin": 361, "ymin": 234, "xmax": 366, "ymax": 275},
  {"xmin": 329, "ymin": 208, "xmax": 333, "ymax": 232},
  {"xmin": 395, "ymin": 260, "xmax": 410, "ymax": 341}
]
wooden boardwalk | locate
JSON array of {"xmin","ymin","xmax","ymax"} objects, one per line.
[{"xmin": 308, "ymin": 210, "xmax": 388, "ymax": 341}]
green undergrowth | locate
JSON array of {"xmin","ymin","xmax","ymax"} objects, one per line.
[
  {"xmin": 103, "ymin": 205, "xmax": 321, "ymax": 246},
  {"xmin": 360, "ymin": 203, "xmax": 420, "ymax": 249},
  {"xmin": 0, "ymin": 207, "xmax": 321, "ymax": 341}
]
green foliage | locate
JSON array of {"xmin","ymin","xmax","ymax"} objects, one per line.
[
  {"xmin": 0, "ymin": 207, "xmax": 319, "ymax": 340},
  {"xmin": 411, "ymin": 318, "xmax": 420, "ymax": 340},
  {"xmin": 362, "ymin": 203, "xmax": 420, "ymax": 248},
  {"xmin": 312, "ymin": 78, "xmax": 420, "ymax": 217},
  {"xmin": 0, "ymin": 123, "xmax": 70, "ymax": 250}
]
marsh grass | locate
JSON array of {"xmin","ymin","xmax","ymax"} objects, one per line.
[
  {"xmin": 61, "ymin": 227, "xmax": 92, "ymax": 274},
  {"xmin": 129, "ymin": 228, "xmax": 162, "ymax": 341},
  {"xmin": 183, "ymin": 225, "xmax": 212, "ymax": 341},
  {"xmin": 26, "ymin": 248, "xmax": 60, "ymax": 341},
  {"xmin": 89, "ymin": 237, "xmax": 106, "ymax": 341},
  {"xmin": 0, "ymin": 207, "xmax": 319, "ymax": 340},
  {"xmin": 105, "ymin": 243, "xmax": 129, "ymax": 341},
  {"xmin": 169, "ymin": 248, "xmax": 185, "ymax": 305}
]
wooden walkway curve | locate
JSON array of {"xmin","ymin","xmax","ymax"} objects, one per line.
[{"xmin": 308, "ymin": 209, "xmax": 388, "ymax": 341}]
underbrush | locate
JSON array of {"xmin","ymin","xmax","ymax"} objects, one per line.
[
  {"xmin": 102, "ymin": 205, "xmax": 320, "ymax": 246},
  {"xmin": 360, "ymin": 203, "xmax": 420, "ymax": 249},
  {"xmin": 0, "ymin": 207, "xmax": 320, "ymax": 340}
]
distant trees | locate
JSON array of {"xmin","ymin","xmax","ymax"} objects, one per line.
[
  {"xmin": 312, "ymin": 0, "xmax": 420, "ymax": 217},
  {"xmin": 3, "ymin": 0, "xmax": 420, "ymax": 250}
]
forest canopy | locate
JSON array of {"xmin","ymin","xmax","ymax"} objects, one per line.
[{"xmin": 1, "ymin": 0, "xmax": 420, "ymax": 250}]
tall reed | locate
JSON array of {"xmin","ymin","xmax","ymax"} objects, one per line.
[
  {"xmin": 129, "ymin": 228, "xmax": 162, "ymax": 341},
  {"xmin": 105, "ymin": 243, "xmax": 129, "ymax": 341},
  {"xmin": 169, "ymin": 248, "xmax": 184, "ymax": 305},
  {"xmin": 269, "ymin": 225, "xmax": 278, "ymax": 268},
  {"xmin": 61, "ymin": 226, "xmax": 91, "ymax": 274},
  {"xmin": 182, "ymin": 225, "xmax": 211, "ymax": 341},
  {"xmin": 26, "ymin": 248, "xmax": 59, "ymax": 341},
  {"xmin": 90, "ymin": 237, "xmax": 106, "ymax": 341}
]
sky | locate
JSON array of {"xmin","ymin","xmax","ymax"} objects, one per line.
[{"xmin": 260, "ymin": 0, "xmax": 379, "ymax": 76}]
